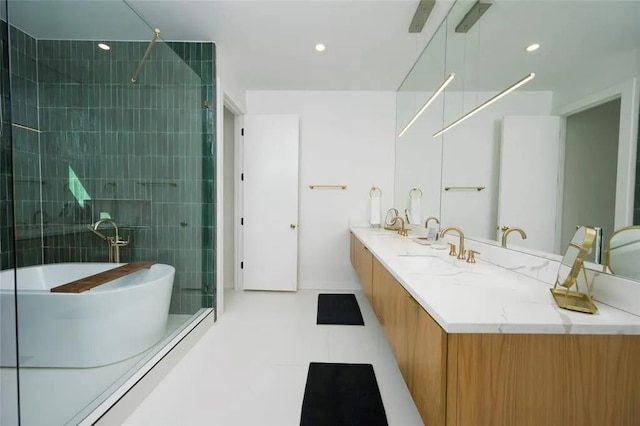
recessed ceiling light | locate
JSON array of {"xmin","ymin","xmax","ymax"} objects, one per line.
[
  {"xmin": 526, "ymin": 43, "xmax": 540, "ymax": 52},
  {"xmin": 98, "ymin": 43, "xmax": 111, "ymax": 51},
  {"xmin": 315, "ymin": 43, "xmax": 326, "ymax": 52}
]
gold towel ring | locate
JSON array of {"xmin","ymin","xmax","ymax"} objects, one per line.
[
  {"xmin": 369, "ymin": 186, "xmax": 382, "ymax": 198},
  {"xmin": 409, "ymin": 187, "xmax": 423, "ymax": 199}
]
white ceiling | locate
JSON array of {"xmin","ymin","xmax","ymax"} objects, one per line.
[
  {"xmin": 11, "ymin": 1, "xmax": 637, "ymax": 94},
  {"xmin": 8, "ymin": 0, "xmax": 455, "ymax": 91},
  {"xmin": 400, "ymin": 0, "xmax": 640, "ymax": 93}
]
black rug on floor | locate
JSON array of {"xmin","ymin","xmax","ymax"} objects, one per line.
[
  {"xmin": 316, "ymin": 293, "xmax": 364, "ymax": 326},
  {"xmin": 300, "ymin": 362, "xmax": 388, "ymax": 426}
]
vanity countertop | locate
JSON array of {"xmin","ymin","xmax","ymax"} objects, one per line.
[{"xmin": 351, "ymin": 227, "xmax": 640, "ymax": 335}]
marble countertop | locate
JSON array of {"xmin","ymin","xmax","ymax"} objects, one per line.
[{"xmin": 352, "ymin": 227, "xmax": 640, "ymax": 335}]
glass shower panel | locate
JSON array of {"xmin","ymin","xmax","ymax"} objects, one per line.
[
  {"xmin": 7, "ymin": 0, "xmax": 216, "ymax": 424},
  {"xmin": 0, "ymin": 0, "xmax": 19, "ymax": 423}
]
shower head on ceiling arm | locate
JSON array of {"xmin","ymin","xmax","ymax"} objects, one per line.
[{"xmin": 131, "ymin": 28, "xmax": 161, "ymax": 84}]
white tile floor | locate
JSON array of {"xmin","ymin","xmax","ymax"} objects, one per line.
[{"xmin": 124, "ymin": 290, "xmax": 423, "ymax": 426}]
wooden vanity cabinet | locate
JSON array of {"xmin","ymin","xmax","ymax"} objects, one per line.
[
  {"xmin": 358, "ymin": 245, "xmax": 446, "ymax": 426},
  {"xmin": 350, "ymin": 235, "xmax": 640, "ymax": 426},
  {"xmin": 350, "ymin": 232, "xmax": 373, "ymax": 301},
  {"xmin": 412, "ymin": 301, "xmax": 447, "ymax": 426},
  {"xmin": 372, "ymin": 257, "xmax": 447, "ymax": 426},
  {"xmin": 446, "ymin": 333, "xmax": 640, "ymax": 426},
  {"xmin": 371, "ymin": 256, "xmax": 387, "ymax": 325}
]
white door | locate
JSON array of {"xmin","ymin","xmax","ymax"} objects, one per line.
[
  {"xmin": 497, "ymin": 116, "xmax": 562, "ymax": 253},
  {"xmin": 242, "ymin": 114, "xmax": 299, "ymax": 291}
]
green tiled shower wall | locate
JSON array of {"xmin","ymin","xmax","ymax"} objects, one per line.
[
  {"xmin": 0, "ymin": 20, "xmax": 14, "ymax": 270},
  {"xmin": 10, "ymin": 25, "xmax": 42, "ymax": 266},
  {"xmin": 7, "ymin": 22, "xmax": 215, "ymax": 313}
]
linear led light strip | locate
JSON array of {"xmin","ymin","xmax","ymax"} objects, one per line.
[
  {"xmin": 398, "ymin": 73, "xmax": 455, "ymax": 138},
  {"xmin": 433, "ymin": 72, "xmax": 536, "ymax": 138}
]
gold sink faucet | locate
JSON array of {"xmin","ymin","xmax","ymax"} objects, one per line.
[
  {"xmin": 440, "ymin": 226, "xmax": 465, "ymax": 260},
  {"xmin": 424, "ymin": 216, "xmax": 440, "ymax": 228},
  {"xmin": 391, "ymin": 216, "xmax": 409, "ymax": 237},
  {"xmin": 501, "ymin": 226, "xmax": 527, "ymax": 248}
]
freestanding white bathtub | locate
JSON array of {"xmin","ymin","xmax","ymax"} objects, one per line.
[{"xmin": 0, "ymin": 263, "xmax": 175, "ymax": 368}]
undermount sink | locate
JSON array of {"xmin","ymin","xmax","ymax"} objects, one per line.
[
  {"xmin": 368, "ymin": 232, "xmax": 401, "ymax": 240},
  {"xmin": 393, "ymin": 255, "xmax": 460, "ymax": 275}
]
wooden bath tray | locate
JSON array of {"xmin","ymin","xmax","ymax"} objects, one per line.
[{"xmin": 51, "ymin": 261, "xmax": 156, "ymax": 293}]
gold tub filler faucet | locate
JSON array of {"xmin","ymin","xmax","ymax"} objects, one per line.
[{"xmin": 88, "ymin": 218, "xmax": 129, "ymax": 263}]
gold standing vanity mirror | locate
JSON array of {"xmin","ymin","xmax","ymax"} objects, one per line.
[
  {"xmin": 604, "ymin": 225, "xmax": 640, "ymax": 281},
  {"xmin": 551, "ymin": 226, "xmax": 598, "ymax": 314}
]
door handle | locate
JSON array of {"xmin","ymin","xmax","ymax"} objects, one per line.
[{"xmin": 290, "ymin": 224, "xmax": 297, "ymax": 229}]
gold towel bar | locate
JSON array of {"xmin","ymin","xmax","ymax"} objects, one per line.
[
  {"xmin": 309, "ymin": 185, "xmax": 347, "ymax": 190},
  {"xmin": 444, "ymin": 186, "xmax": 485, "ymax": 192}
]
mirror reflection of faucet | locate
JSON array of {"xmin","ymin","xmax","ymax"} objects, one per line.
[
  {"xmin": 32, "ymin": 210, "xmax": 49, "ymax": 228},
  {"xmin": 59, "ymin": 201, "xmax": 93, "ymax": 224},
  {"xmin": 88, "ymin": 218, "xmax": 129, "ymax": 263},
  {"xmin": 390, "ymin": 215, "xmax": 409, "ymax": 237},
  {"xmin": 384, "ymin": 208, "xmax": 400, "ymax": 231},
  {"xmin": 500, "ymin": 226, "xmax": 527, "ymax": 248}
]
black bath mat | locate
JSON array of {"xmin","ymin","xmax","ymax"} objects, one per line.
[
  {"xmin": 300, "ymin": 362, "xmax": 388, "ymax": 426},
  {"xmin": 316, "ymin": 293, "xmax": 364, "ymax": 325}
]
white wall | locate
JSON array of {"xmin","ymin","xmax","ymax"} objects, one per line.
[
  {"xmin": 558, "ymin": 78, "xmax": 640, "ymax": 230},
  {"xmin": 216, "ymin": 47, "xmax": 248, "ymax": 314},
  {"xmin": 439, "ymin": 91, "xmax": 554, "ymax": 239},
  {"xmin": 216, "ymin": 44, "xmax": 246, "ymax": 112},
  {"xmin": 499, "ymin": 116, "xmax": 563, "ymax": 254},
  {"xmin": 552, "ymin": 49, "xmax": 640, "ymax": 113},
  {"xmin": 245, "ymin": 91, "xmax": 396, "ymax": 290},
  {"xmin": 561, "ymin": 99, "xmax": 621, "ymax": 254},
  {"xmin": 223, "ymin": 107, "xmax": 235, "ymax": 289},
  {"xmin": 394, "ymin": 91, "xmax": 444, "ymax": 225}
]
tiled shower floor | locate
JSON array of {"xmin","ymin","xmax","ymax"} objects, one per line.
[
  {"xmin": 124, "ymin": 290, "xmax": 423, "ymax": 426},
  {"xmin": 1, "ymin": 314, "xmax": 192, "ymax": 426}
]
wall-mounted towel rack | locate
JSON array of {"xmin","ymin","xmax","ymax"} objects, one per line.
[
  {"xmin": 309, "ymin": 184, "xmax": 347, "ymax": 190},
  {"xmin": 15, "ymin": 179, "xmax": 46, "ymax": 185},
  {"xmin": 409, "ymin": 187, "xmax": 423, "ymax": 198},
  {"xmin": 444, "ymin": 186, "xmax": 485, "ymax": 192},
  {"xmin": 369, "ymin": 186, "xmax": 382, "ymax": 198},
  {"xmin": 137, "ymin": 181, "xmax": 178, "ymax": 187}
]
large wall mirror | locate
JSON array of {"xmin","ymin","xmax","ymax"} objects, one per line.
[
  {"xmin": 394, "ymin": 18, "xmax": 446, "ymax": 225},
  {"xmin": 394, "ymin": 0, "xmax": 640, "ymax": 281}
]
